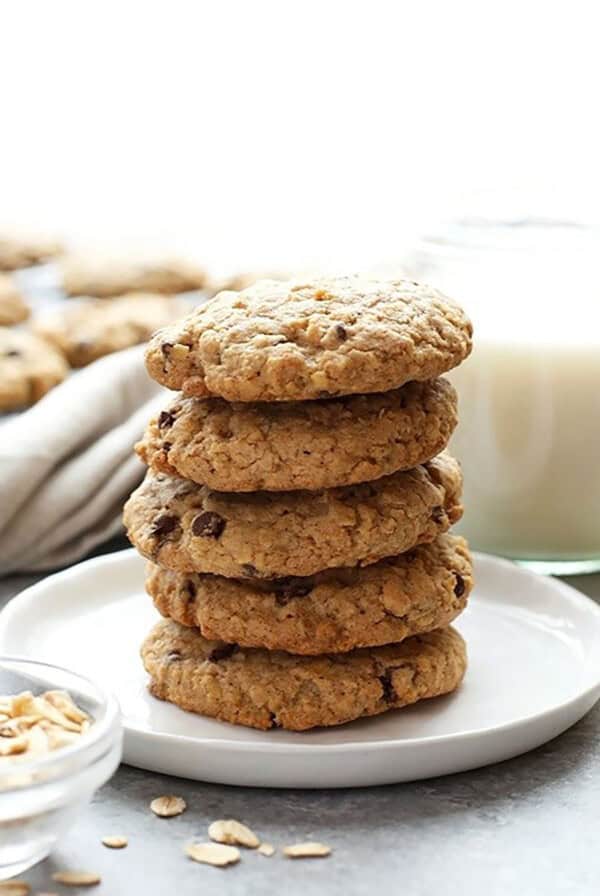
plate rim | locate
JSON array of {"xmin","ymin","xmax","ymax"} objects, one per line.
[{"xmin": 1, "ymin": 547, "xmax": 599, "ymax": 756}]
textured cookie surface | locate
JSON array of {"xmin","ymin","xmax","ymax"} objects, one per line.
[
  {"xmin": 0, "ymin": 327, "xmax": 69, "ymax": 411},
  {"xmin": 137, "ymin": 378, "xmax": 458, "ymax": 492},
  {"xmin": 0, "ymin": 274, "xmax": 29, "ymax": 325},
  {"xmin": 145, "ymin": 275, "xmax": 473, "ymax": 402},
  {"xmin": 147, "ymin": 534, "xmax": 472, "ymax": 654},
  {"xmin": 0, "ymin": 234, "xmax": 63, "ymax": 270},
  {"xmin": 124, "ymin": 453, "xmax": 463, "ymax": 578},
  {"xmin": 142, "ymin": 619, "xmax": 467, "ymax": 730},
  {"xmin": 34, "ymin": 293, "xmax": 190, "ymax": 367},
  {"xmin": 61, "ymin": 254, "xmax": 207, "ymax": 297}
]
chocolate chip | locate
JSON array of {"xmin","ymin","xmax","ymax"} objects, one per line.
[
  {"xmin": 241, "ymin": 563, "xmax": 258, "ymax": 578},
  {"xmin": 273, "ymin": 576, "xmax": 313, "ymax": 605},
  {"xmin": 379, "ymin": 671, "xmax": 396, "ymax": 704},
  {"xmin": 192, "ymin": 511, "xmax": 226, "ymax": 538},
  {"xmin": 163, "ymin": 442, "xmax": 172, "ymax": 452},
  {"xmin": 151, "ymin": 514, "xmax": 180, "ymax": 540},
  {"xmin": 158, "ymin": 410, "xmax": 175, "ymax": 429},
  {"xmin": 167, "ymin": 650, "xmax": 182, "ymax": 662},
  {"xmin": 454, "ymin": 574, "xmax": 465, "ymax": 597},
  {"xmin": 335, "ymin": 324, "xmax": 348, "ymax": 341},
  {"xmin": 431, "ymin": 506, "xmax": 445, "ymax": 523},
  {"xmin": 184, "ymin": 579, "xmax": 197, "ymax": 600},
  {"xmin": 4, "ymin": 349, "xmax": 21, "ymax": 358},
  {"xmin": 268, "ymin": 711, "xmax": 281, "ymax": 729},
  {"xmin": 161, "ymin": 342, "xmax": 173, "ymax": 356},
  {"xmin": 208, "ymin": 643, "xmax": 238, "ymax": 662}
]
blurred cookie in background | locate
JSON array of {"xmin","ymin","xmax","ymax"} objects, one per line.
[
  {"xmin": 0, "ymin": 273, "xmax": 30, "ymax": 325},
  {"xmin": 0, "ymin": 233, "xmax": 64, "ymax": 271},
  {"xmin": 205, "ymin": 270, "xmax": 288, "ymax": 297},
  {"xmin": 0, "ymin": 327, "xmax": 68, "ymax": 411},
  {"xmin": 33, "ymin": 293, "xmax": 190, "ymax": 367},
  {"xmin": 61, "ymin": 253, "xmax": 207, "ymax": 297}
]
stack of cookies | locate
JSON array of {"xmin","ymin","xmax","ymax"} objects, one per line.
[{"xmin": 124, "ymin": 275, "xmax": 474, "ymax": 731}]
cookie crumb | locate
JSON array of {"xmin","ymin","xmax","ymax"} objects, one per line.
[
  {"xmin": 283, "ymin": 841, "xmax": 332, "ymax": 858},
  {"xmin": 185, "ymin": 842, "xmax": 240, "ymax": 867},
  {"xmin": 51, "ymin": 871, "xmax": 101, "ymax": 886},
  {"xmin": 258, "ymin": 842, "xmax": 275, "ymax": 857},
  {"xmin": 150, "ymin": 795, "xmax": 187, "ymax": 817},
  {"xmin": 102, "ymin": 835, "xmax": 128, "ymax": 848},
  {"xmin": 208, "ymin": 819, "xmax": 260, "ymax": 848}
]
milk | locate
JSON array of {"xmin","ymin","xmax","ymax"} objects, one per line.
[{"xmin": 408, "ymin": 221, "xmax": 600, "ymax": 570}]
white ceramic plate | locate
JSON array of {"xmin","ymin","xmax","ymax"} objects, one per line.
[{"xmin": 1, "ymin": 549, "xmax": 599, "ymax": 788}]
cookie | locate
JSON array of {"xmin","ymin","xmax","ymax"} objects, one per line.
[
  {"xmin": 146, "ymin": 534, "xmax": 472, "ymax": 654},
  {"xmin": 61, "ymin": 254, "xmax": 207, "ymax": 297},
  {"xmin": 144, "ymin": 275, "xmax": 472, "ymax": 402},
  {"xmin": 136, "ymin": 378, "xmax": 457, "ymax": 492},
  {"xmin": 205, "ymin": 270, "xmax": 288, "ymax": 297},
  {"xmin": 34, "ymin": 293, "xmax": 190, "ymax": 367},
  {"xmin": 0, "ymin": 234, "xmax": 63, "ymax": 271},
  {"xmin": 141, "ymin": 619, "xmax": 467, "ymax": 730},
  {"xmin": 0, "ymin": 274, "xmax": 29, "ymax": 325},
  {"xmin": 124, "ymin": 453, "xmax": 463, "ymax": 578},
  {"xmin": 0, "ymin": 327, "xmax": 69, "ymax": 411}
]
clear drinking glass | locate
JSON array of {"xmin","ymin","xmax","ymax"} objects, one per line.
[{"xmin": 405, "ymin": 216, "xmax": 600, "ymax": 574}]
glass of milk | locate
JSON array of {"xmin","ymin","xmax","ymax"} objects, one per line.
[{"xmin": 406, "ymin": 217, "xmax": 600, "ymax": 574}]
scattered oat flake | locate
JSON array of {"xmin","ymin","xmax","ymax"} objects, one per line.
[
  {"xmin": 283, "ymin": 841, "xmax": 332, "ymax": 858},
  {"xmin": 258, "ymin": 842, "xmax": 275, "ymax": 857},
  {"xmin": 102, "ymin": 835, "xmax": 128, "ymax": 848},
  {"xmin": 185, "ymin": 842, "xmax": 240, "ymax": 867},
  {"xmin": 51, "ymin": 870, "xmax": 101, "ymax": 886},
  {"xmin": 208, "ymin": 819, "xmax": 260, "ymax": 848},
  {"xmin": 0, "ymin": 882, "xmax": 31, "ymax": 896},
  {"xmin": 150, "ymin": 795, "xmax": 187, "ymax": 817}
]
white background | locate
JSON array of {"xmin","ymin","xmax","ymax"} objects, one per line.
[{"xmin": 1, "ymin": 1, "xmax": 599, "ymax": 275}]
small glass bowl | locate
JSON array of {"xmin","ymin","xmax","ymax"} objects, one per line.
[{"xmin": 0, "ymin": 657, "xmax": 122, "ymax": 880}]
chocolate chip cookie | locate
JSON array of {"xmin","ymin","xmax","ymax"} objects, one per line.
[
  {"xmin": 0, "ymin": 274, "xmax": 29, "ymax": 325},
  {"xmin": 146, "ymin": 534, "xmax": 472, "ymax": 654},
  {"xmin": 0, "ymin": 234, "xmax": 63, "ymax": 271},
  {"xmin": 34, "ymin": 293, "xmax": 190, "ymax": 367},
  {"xmin": 141, "ymin": 619, "xmax": 467, "ymax": 730},
  {"xmin": 205, "ymin": 270, "xmax": 288, "ymax": 297},
  {"xmin": 0, "ymin": 328, "xmax": 69, "ymax": 411},
  {"xmin": 61, "ymin": 254, "xmax": 207, "ymax": 297},
  {"xmin": 123, "ymin": 453, "xmax": 463, "ymax": 578},
  {"xmin": 144, "ymin": 275, "xmax": 472, "ymax": 402},
  {"xmin": 136, "ymin": 378, "xmax": 458, "ymax": 492}
]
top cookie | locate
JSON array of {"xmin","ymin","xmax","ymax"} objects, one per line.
[
  {"xmin": 0, "ymin": 234, "xmax": 63, "ymax": 271},
  {"xmin": 144, "ymin": 275, "xmax": 473, "ymax": 402},
  {"xmin": 61, "ymin": 254, "xmax": 207, "ymax": 298},
  {"xmin": 0, "ymin": 274, "xmax": 29, "ymax": 326}
]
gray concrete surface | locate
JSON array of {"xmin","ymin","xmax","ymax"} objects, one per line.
[{"xmin": 1, "ymin": 543, "xmax": 599, "ymax": 896}]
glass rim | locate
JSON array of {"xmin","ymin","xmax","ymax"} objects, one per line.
[
  {"xmin": 414, "ymin": 216, "xmax": 600, "ymax": 255},
  {"xmin": 0, "ymin": 655, "xmax": 121, "ymax": 788}
]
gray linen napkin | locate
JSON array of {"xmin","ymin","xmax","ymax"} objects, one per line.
[{"xmin": 0, "ymin": 345, "xmax": 165, "ymax": 574}]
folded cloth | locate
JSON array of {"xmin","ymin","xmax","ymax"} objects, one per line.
[{"xmin": 0, "ymin": 345, "xmax": 165, "ymax": 574}]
